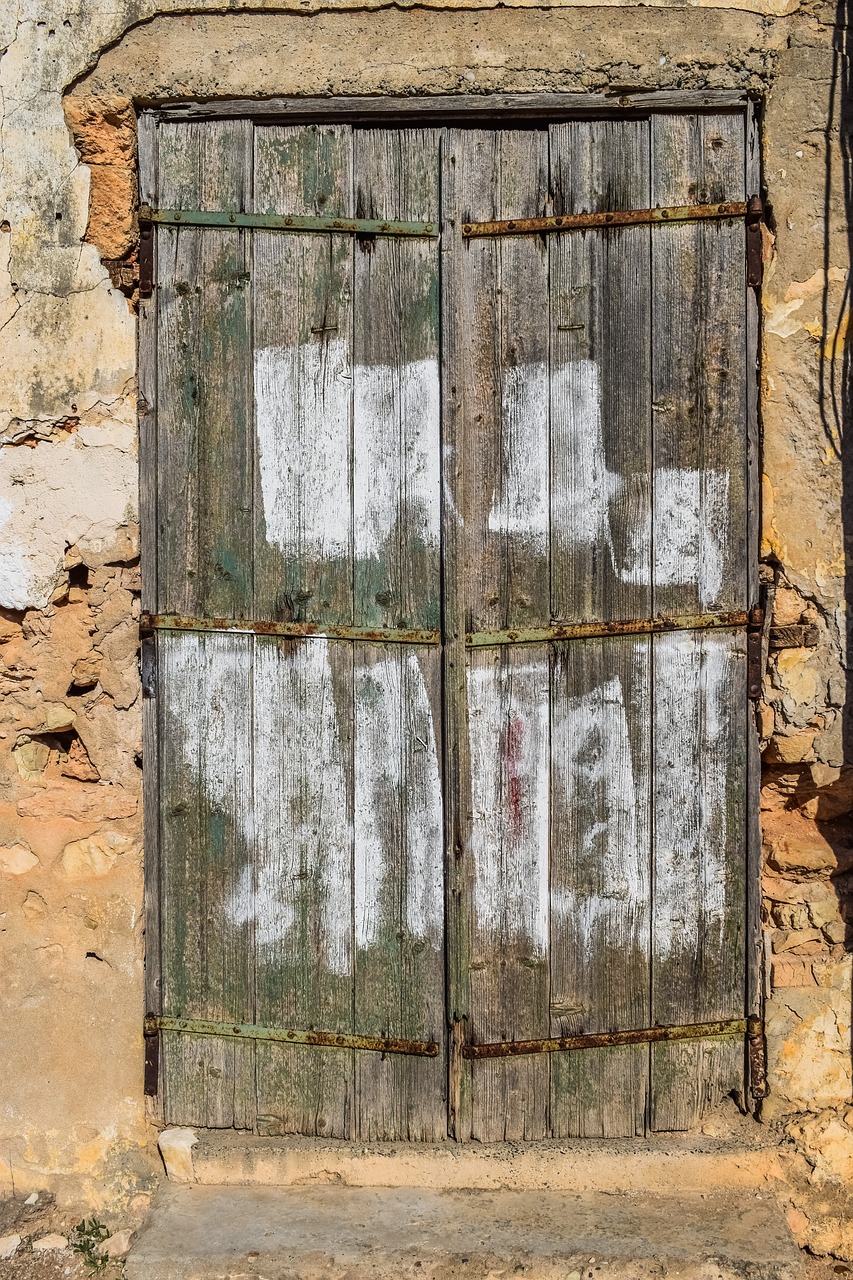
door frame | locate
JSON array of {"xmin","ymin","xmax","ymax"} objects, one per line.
[{"xmin": 138, "ymin": 91, "xmax": 764, "ymax": 1124}]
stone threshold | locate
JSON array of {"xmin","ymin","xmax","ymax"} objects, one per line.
[{"xmin": 159, "ymin": 1128, "xmax": 788, "ymax": 1195}]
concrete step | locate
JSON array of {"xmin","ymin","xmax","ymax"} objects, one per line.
[
  {"xmin": 126, "ymin": 1184, "xmax": 804, "ymax": 1280},
  {"xmin": 164, "ymin": 1130, "xmax": 787, "ymax": 1195}
]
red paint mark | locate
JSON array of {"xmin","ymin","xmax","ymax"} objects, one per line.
[{"xmin": 502, "ymin": 715, "xmax": 525, "ymax": 842}]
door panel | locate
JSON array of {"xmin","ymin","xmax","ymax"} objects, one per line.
[{"xmin": 147, "ymin": 110, "xmax": 753, "ymax": 1140}]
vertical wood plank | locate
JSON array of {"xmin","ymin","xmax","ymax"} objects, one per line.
[
  {"xmin": 650, "ymin": 630, "xmax": 747, "ymax": 1130},
  {"xmin": 353, "ymin": 644, "xmax": 445, "ymax": 1139},
  {"xmin": 252, "ymin": 125, "xmax": 354, "ymax": 625},
  {"xmin": 352, "ymin": 130, "xmax": 441, "ymax": 633},
  {"xmin": 159, "ymin": 632, "xmax": 255, "ymax": 1127},
  {"xmin": 440, "ymin": 128, "xmax": 474, "ymax": 1138},
  {"xmin": 549, "ymin": 636, "xmax": 651, "ymax": 1137},
  {"xmin": 459, "ymin": 130, "xmax": 551, "ymax": 637},
  {"xmin": 650, "ymin": 113, "xmax": 747, "ymax": 619},
  {"xmin": 649, "ymin": 112, "xmax": 748, "ymax": 1127},
  {"xmin": 253, "ymin": 635, "xmax": 354, "ymax": 1137},
  {"xmin": 466, "ymin": 644, "xmax": 550, "ymax": 1141},
  {"xmin": 549, "ymin": 119, "xmax": 652, "ymax": 625},
  {"xmin": 547, "ymin": 119, "xmax": 653, "ymax": 1136},
  {"xmin": 157, "ymin": 120, "xmax": 253, "ymax": 619}
]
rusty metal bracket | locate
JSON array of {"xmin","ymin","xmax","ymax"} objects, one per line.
[
  {"xmin": 145, "ymin": 1014, "xmax": 440, "ymax": 1058},
  {"xmin": 143, "ymin": 1020, "xmax": 160, "ymax": 1096},
  {"xmin": 462, "ymin": 1018, "xmax": 748, "ymax": 1060},
  {"xmin": 141, "ymin": 612, "xmax": 440, "ymax": 646},
  {"xmin": 747, "ymin": 605, "xmax": 767, "ymax": 700},
  {"xmin": 747, "ymin": 1014, "xmax": 768, "ymax": 1100},
  {"xmin": 138, "ymin": 213, "xmax": 154, "ymax": 297},
  {"xmin": 462, "ymin": 200, "xmax": 747, "ymax": 239},
  {"xmin": 140, "ymin": 205, "xmax": 437, "ymax": 239},
  {"xmin": 467, "ymin": 610, "xmax": 750, "ymax": 649},
  {"xmin": 746, "ymin": 195, "xmax": 765, "ymax": 287}
]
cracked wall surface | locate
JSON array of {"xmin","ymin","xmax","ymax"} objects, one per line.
[{"xmin": 4, "ymin": 0, "xmax": 853, "ymax": 1250}]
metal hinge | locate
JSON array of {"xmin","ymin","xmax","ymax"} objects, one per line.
[
  {"xmin": 138, "ymin": 211, "xmax": 154, "ymax": 297},
  {"xmin": 138, "ymin": 205, "xmax": 437, "ymax": 240},
  {"xmin": 144, "ymin": 1018, "xmax": 160, "ymax": 1096},
  {"xmin": 140, "ymin": 633, "xmax": 156, "ymax": 699},
  {"xmin": 746, "ymin": 195, "xmax": 765, "ymax": 287},
  {"xmin": 145, "ymin": 1014, "xmax": 440, "ymax": 1058},
  {"xmin": 462, "ymin": 1017, "xmax": 749, "ymax": 1060},
  {"xmin": 746, "ymin": 604, "xmax": 766, "ymax": 700},
  {"xmin": 462, "ymin": 200, "xmax": 747, "ymax": 239}
]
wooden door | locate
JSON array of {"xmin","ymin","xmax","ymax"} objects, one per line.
[{"xmin": 141, "ymin": 107, "xmax": 755, "ymax": 1141}]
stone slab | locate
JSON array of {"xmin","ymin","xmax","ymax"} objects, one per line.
[
  {"xmin": 185, "ymin": 1131, "xmax": 786, "ymax": 1195},
  {"xmin": 126, "ymin": 1185, "xmax": 804, "ymax": 1280}
]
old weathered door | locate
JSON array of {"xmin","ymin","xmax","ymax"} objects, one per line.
[{"xmin": 141, "ymin": 105, "xmax": 757, "ymax": 1140}]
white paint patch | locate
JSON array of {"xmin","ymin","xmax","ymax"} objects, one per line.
[
  {"xmin": 647, "ymin": 468, "xmax": 730, "ymax": 609},
  {"xmin": 467, "ymin": 656, "xmax": 550, "ymax": 953},
  {"xmin": 488, "ymin": 362, "xmax": 548, "ymax": 546},
  {"xmin": 652, "ymin": 632, "xmax": 732, "ymax": 961},
  {"xmin": 551, "ymin": 359, "xmax": 621, "ymax": 549},
  {"xmin": 550, "ymin": 664, "xmax": 648, "ymax": 944},
  {"xmin": 354, "ymin": 357, "xmax": 440, "ymax": 559},
  {"xmin": 354, "ymin": 649, "xmax": 443, "ymax": 951},
  {"xmin": 248, "ymin": 636, "xmax": 352, "ymax": 973},
  {"xmin": 550, "ymin": 358, "xmax": 729, "ymax": 605},
  {"xmin": 254, "ymin": 340, "xmax": 352, "ymax": 559}
]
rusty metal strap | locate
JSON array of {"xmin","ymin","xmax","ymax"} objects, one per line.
[
  {"xmin": 141, "ymin": 613, "xmax": 440, "ymax": 646},
  {"xmin": 140, "ymin": 205, "xmax": 437, "ymax": 238},
  {"xmin": 462, "ymin": 200, "xmax": 748, "ymax": 239},
  {"xmin": 146, "ymin": 1015, "xmax": 440, "ymax": 1058},
  {"xmin": 463, "ymin": 1017, "xmax": 751, "ymax": 1060},
  {"xmin": 466, "ymin": 610, "xmax": 753, "ymax": 649}
]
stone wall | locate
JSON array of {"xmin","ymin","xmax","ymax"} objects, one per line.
[{"xmin": 3, "ymin": 0, "xmax": 853, "ymax": 1248}]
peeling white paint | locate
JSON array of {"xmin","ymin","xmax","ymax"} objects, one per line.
[
  {"xmin": 652, "ymin": 631, "xmax": 732, "ymax": 961},
  {"xmin": 467, "ymin": 655, "xmax": 550, "ymax": 953},
  {"xmin": 254, "ymin": 341, "xmax": 352, "ymax": 559},
  {"xmin": 0, "ymin": 435, "xmax": 137, "ymax": 611},
  {"xmin": 550, "ymin": 358, "xmax": 729, "ymax": 606},
  {"xmin": 354, "ymin": 648, "xmax": 443, "ymax": 950},
  {"xmin": 255, "ymin": 345, "xmax": 441, "ymax": 564},
  {"xmin": 354, "ymin": 357, "xmax": 440, "ymax": 559},
  {"xmin": 551, "ymin": 658, "xmax": 648, "ymax": 945},
  {"xmin": 247, "ymin": 636, "xmax": 351, "ymax": 973},
  {"xmin": 488, "ymin": 362, "xmax": 548, "ymax": 545}
]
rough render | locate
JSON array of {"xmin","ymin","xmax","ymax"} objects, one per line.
[{"xmin": 3, "ymin": 0, "xmax": 853, "ymax": 1253}]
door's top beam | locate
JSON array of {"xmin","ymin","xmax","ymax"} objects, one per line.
[
  {"xmin": 139, "ymin": 205, "xmax": 438, "ymax": 238},
  {"xmin": 462, "ymin": 200, "xmax": 747, "ymax": 238}
]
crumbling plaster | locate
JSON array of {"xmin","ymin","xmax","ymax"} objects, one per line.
[{"xmin": 3, "ymin": 0, "xmax": 853, "ymax": 1251}]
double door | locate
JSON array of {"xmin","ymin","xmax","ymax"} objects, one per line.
[{"xmin": 142, "ymin": 108, "xmax": 754, "ymax": 1140}]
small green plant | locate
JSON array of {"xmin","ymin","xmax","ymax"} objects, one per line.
[{"xmin": 70, "ymin": 1217, "xmax": 111, "ymax": 1272}]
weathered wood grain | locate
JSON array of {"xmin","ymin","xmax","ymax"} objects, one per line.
[
  {"xmin": 460, "ymin": 130, "xmax": 550, "ymax": 637},
  {"xmin": 159, "ymin": 631, "xmax": 255, "ymax": 1127},
  {"xmin": 650, "ymin": 629, "xmax": 747, "ymax": 1130},
  {"xmin": 252, "ymin": 124, "xmax": 354, "ymax": 625},
  {"xmin": 352, "ymin": 130, "xmax": 441, "ymax": 633},
  {"xmin": 549, "ymin": 119, "xmax": 652, "ymax": 625},
  {"xmin": 440, "ymin": 127, "xmax": 474, "ymax": 1139},
  {"xmin": 549, "ymin": 635, "xmax": 651, "ymax": 1137},
  {"xmin": 547, "ymin": 119, "xmax": 653, "ymax": 1135},
  {"xmin": 157, "ymin": 119, "xmax": 253, "ymax": 619},
  {"xmin": 649, "ymin": 112, "xmax": 748, "ymax": 1128},
  {"xmin": 352, "ymin": 644, "xmax": 445, "ymax": 1139},
  {"xmin": 650, "ymin": 112, "xmax": 747, "ymax": 619},
  {"xmin": 161, "ymin": 92, "xmax": 750, "ymax": 124},
  {"xmin": 252, "ymin": 635, "xmax": 354, "ymax": 1137},
  {"xmin": 466, "ymin": 644, "xmax": 550, "ymax": 1140}
]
